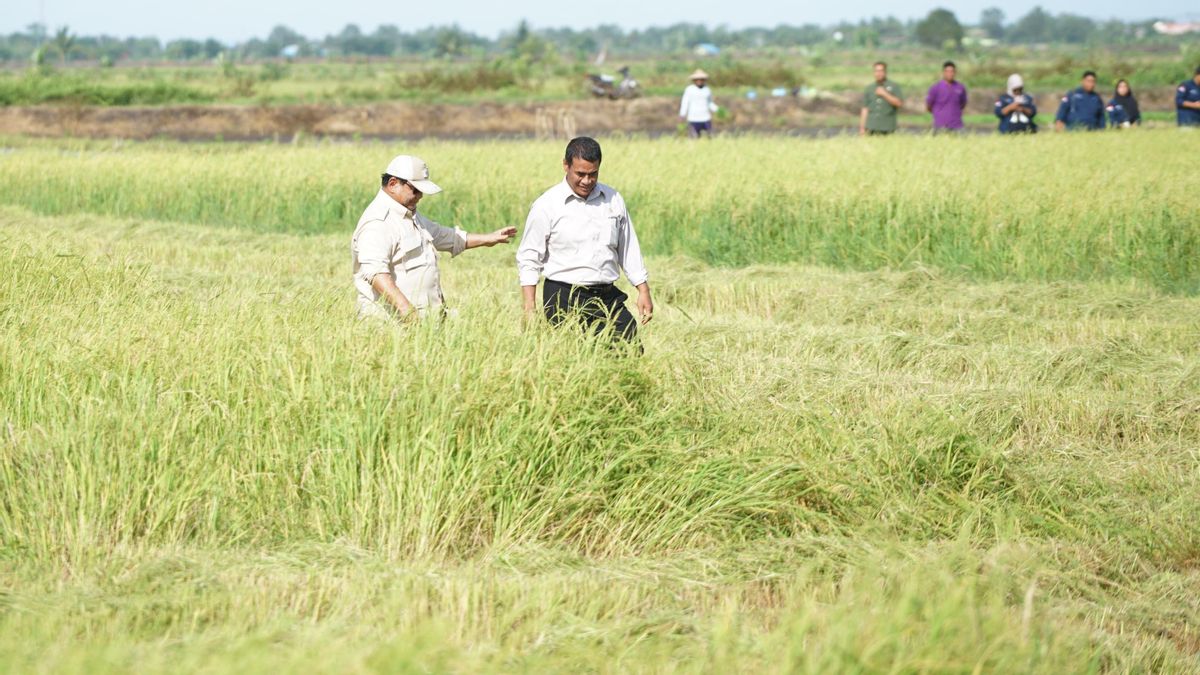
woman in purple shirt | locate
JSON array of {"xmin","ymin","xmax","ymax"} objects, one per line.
[{"xmin": 926, "ymin": 60, "xmax": 968, "ymax": 133}]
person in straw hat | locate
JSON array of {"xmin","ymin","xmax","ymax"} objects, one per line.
[
  {"xmin": 679, "ymin": 69, "xmax": 718, "ymax": 138},
  {"xmin": 351, "ymin": 154, "xmax": 517, "ymax": 322}
]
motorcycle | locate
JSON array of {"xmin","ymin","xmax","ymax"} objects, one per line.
[{"xmin": 586, "ymin": 66, "xmax": 641, "ymax": 100}]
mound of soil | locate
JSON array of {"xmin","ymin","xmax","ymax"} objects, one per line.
[
  {"xmin": 0, "ymin": 95, "xmax": 862, "ymax": 141},
  {"xmin": 0, "ymin": 88, "xmax": 1178, "ymax": 140}
]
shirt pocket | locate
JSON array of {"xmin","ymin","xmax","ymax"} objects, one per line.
[
  {"xmin": 593, "ymin": 215, "xmax": 620, "ymax": 251},
  {"xmin": 397, "ymin": 225, "xmax": 428, "ymax": 271}
]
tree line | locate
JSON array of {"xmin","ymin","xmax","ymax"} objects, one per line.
[{"xmin": 0, "ymin": 7, "xmax": 1187, "ymax": 65}]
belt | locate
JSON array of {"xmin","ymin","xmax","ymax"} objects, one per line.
[{"xmin": 546, "ymin": 278, "xmax": 615, "ymax": 290}]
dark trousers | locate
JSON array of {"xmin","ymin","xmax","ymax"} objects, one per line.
[
  {"xmin": 688, "ymin": 121, "xmax": 712, "ymax": 138},
  {"xmin": 543, "ymin": 278, "xmax": 638, "ymax": 343}
]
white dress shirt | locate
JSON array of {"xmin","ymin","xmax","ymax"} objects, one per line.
[
  {"xmin": 679, "ymin": 84, "xmax": 717, "ymax": 122},
  {"xmin": 516, "ymin": 180, "xmax": 649, "ymax": 288},
  {"xmin": 351, "ymin": 190, "xmax": 467, "ymax": 318}
]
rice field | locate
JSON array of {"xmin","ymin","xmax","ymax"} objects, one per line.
[{"xmin": 1, "ymin": 131, "xmax": 1199, "ymax": 673}]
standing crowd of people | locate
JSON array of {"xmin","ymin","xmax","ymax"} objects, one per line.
[
  {"xmin": 858, "ymin": 60, "xmax": 1200, "ymax": 134},
  {"xmin": 675, "ymin": 61, "xmax": 1200, "ymax": 136}
]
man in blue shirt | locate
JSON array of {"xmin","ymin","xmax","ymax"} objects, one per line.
[
  {"xmin": 1055, "ymin": 71, "xmax": 1105, "ymax": 131},
  {"xmin": 1177, "ymin": 66, "xmax": 1200, "ymax": 127}
]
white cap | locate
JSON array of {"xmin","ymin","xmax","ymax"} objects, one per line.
[
  {"xmin": 384, "ymin": 155, "xmax": 442, "ymax": 195},
  {"xmin": 689, "ymin": 69, "xmax": 709, "ymax": 81}
]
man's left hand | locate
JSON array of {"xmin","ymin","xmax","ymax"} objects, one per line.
[{"xmin": 637, "ymin": 290, "xmax": 654, "ymax": 325}]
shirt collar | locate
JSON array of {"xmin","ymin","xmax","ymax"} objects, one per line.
[
  {"xmin": 557, "ymin": 179, "xmax": 606, "ymax": 204},
  {"xmin": 376, "ymin": 189, "xmax": 415, "ymax": 219}
]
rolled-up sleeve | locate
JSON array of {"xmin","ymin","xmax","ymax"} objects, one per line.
[
  {"xmin": 355, "ymin": 220, "xmax": 391, "ymax": 284},
  {"xmin": 616, "ymin": 197, "xmax": 648, "ymax": 287},
  {"xmin": 516, "ymin": 202, "xmax": 551, "ymax": 287},
  {"xmin": 424, "ymin": 217, "xmax": 468, "ymax": 257}
]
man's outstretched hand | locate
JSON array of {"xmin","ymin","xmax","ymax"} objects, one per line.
[
  {"xmin": 468, "ymin": 227, "xmax": 518, "ymax": 250},
  {"xmin": 490, "ymin": 227, "xmax": 518, "ymax": 246}
]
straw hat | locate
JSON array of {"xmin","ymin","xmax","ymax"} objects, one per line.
[{"xmin": 689, "ymin": 69, "xmax": 709, "ymax": 81}]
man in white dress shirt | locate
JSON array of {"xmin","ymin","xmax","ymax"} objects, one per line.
[
  {"xmin": 679, "ymin": 69, "xmax": 717, "ymax": 138},
  {"xmin": 516, "ymin": 137, "xmax": 653, "ymax": 344},
  {"xmin": 351, "ymin": 154, "xmax": 516, "ymax": 321}
]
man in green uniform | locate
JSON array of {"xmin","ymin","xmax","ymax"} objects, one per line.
[{"xmin": 860, "ymin": 61, "xmax": 904, "ymax": 136}]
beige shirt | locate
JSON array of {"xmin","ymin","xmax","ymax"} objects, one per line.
[
  {"xmin": 516, "ymin": 180, "xmax": 649, "ymax": 288},
  {"xmin": 351, "ymin": 190, "xmax": 467, "ymax": 318}
]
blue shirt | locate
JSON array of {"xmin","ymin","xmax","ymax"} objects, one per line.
[
  {"xmin": 1055, "ymin": 87, "xmax": 1105, "ymax": 130},
  {"xmin": 994, "ymin": 93, "xmax": 1037, "ymax": 133},
  {"xmin": 1106, "ymin": 99, "xmax": 1138, "ymax": 127},
  {"xmin": 1177, "ymin": 79, "xmax": 1200, "ymax": 126}
]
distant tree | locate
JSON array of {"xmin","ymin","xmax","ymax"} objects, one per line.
[
  {"xmin": 324, "ymin": 24, "xmax": 371, "ymax": 57},
  {"xmin": 1055, "ymin": 14, "xmax": 1096, "ymax": 44},
  {"xmin": 124, "ymin": 37, "xmax": 163, "ymax": 60},
  {"xmin": 1008, "ymin": 7, "xmax": 1053, "ymax": 44},
  {"xmin": 263, "ymin": 25, "xmax": 307, "ymax": 57},
  {"xmin": 203, "ymin": 39, "xmax": 224, "ymax": 60},
  {"xmin": 875, "ymin": 16, "xmax": 906, "ymax": 38},
  {"xmin": 434, "ymin": 26, "xmax": 470, "ymax": 57},
  {"xmin": 980, "ymin": 8, "xmax": 1006, "ymax": 39},
  {"xmin": 915, "ymin": 9, "xmax": 963, "ymax": 49},
  {"xmin": 51, "ymin": 26, "xmax": 75, "ymax": 64},
  {"xmin": 165, "ymin": 39, "xmax": 204, "ymax": 61},
  {"xmin": 771, "ymin": 23, "xmax": 826, "ymax": 46},
  {"xmin": 855, "ymin": 27, "xmax": 880, "ymax": 48},
  {"xmin": 26, "ymin": 23, "xmax": 48, "ymax": 46},
  {"xmin": 513, "ymin": 20, "xmax": 531, "ymax": 48},
  {"xmin": 1096, "ymin": 19, "xmax": 1135, "ymax": 44},
  {"xmin": 502, "ymin": 19, "xmax": 552, "ymax": 62}
]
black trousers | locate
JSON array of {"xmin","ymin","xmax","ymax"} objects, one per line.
[{"xmin": 543, "ymin": 278, "xmax": 638, "ymax": 343}]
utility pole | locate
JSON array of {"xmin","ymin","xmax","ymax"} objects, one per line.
[{"xmin": 37, "ymin": 0, "xmax": 46, "ymax": 48}]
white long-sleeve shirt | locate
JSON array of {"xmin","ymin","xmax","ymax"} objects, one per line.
[
  {"xmin": 516, "ymin": 180, "xmax": 649, "ymax": 288},
  {"xmin": 351, "ymin": 190, "xmax": 467, "ymax": 318},
  {"xmin": 679, "ymin": 84, "xmax": 716, "ymax": 122}
]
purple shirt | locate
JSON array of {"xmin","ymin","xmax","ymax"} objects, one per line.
[{"xmin": 926, "ymin": 80, "xmax": 967, "ymax": 129}]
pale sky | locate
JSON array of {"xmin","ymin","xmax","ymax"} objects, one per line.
[{"xmin": 4, "ymin": 0, "xmax": 1197, "ymax": 43}]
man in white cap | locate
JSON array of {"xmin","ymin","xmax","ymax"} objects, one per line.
[
  {"xmin": 679, "ymin": 69, "xmax": 718, "ymax": 138},
  {"xmin": 351, "ymin": 154, "xmax": 517, "ymax": 321}
]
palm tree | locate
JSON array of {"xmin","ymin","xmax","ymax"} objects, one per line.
[{"xmin": 52, "ymin": 26, "xmax": 75, "ymax": 65}]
